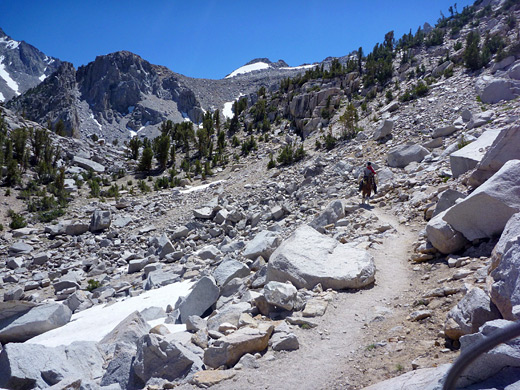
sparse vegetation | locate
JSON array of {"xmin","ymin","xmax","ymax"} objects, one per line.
[
  {"xmin": 86, "ymin": 279, "xmax": 101, "ymax": 292},
  {"xmin": 8, "ymin": 209, "xmax": 26, "ymax": 229},
  {"xmin": 276, "ymin": 143, "xmax": 306, "ymax": 166}
]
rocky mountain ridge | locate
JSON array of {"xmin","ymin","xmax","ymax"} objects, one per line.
[
  {"xmin": 3, "ymin": 44, "xmax": 319, "ymax": 142},
  {"xmin": 0, "ymin": 27, "xmax": 62, "ymax": 102}
]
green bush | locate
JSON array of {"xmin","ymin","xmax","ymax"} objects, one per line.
[
  {"xmin": 38, "ymin": 208, "xmax": 65, "ymax": 223},
  {"xmin": 154, "ymin": 176, "xmax": 170, "ymax": 190},
  {"xmin": 241, "ymin": 136, "xmax": 257, "ymax": 156},
  {"xmin": 86, "ymin": 279, "xmax": 101, "ymax": 292},
  {"xmin": 104, "ymin": 184, "xmax": 120, "ymax": 198},
  {"xmin": 138, "ymin": 180, "xmax": 151, "ymax": 193},
  {"xmin": 8, "ymin": 210, "xmax": 26, "ymax": 229},
  {"xmin": 324, "ymin": 133, "xmax": 337, "ymax": 150},
  {"xmin": 276, "ymin": 143, "xmax": 306, "ymax": 166},
  {"xmin": 88, "ymin": 179, "xmax": 101, "ymax": 197},
  {"xmin": 267, "ymin": 153, "xmax": 276, "ymax": 169},
  {"xmin": 399, "ymin": 81, "xmax": 429, "ymax": 102}
]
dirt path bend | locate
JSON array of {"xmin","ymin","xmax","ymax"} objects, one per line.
[{"xmin": 198, "ymin": 207, "xmax": 418, "ymax": 390}]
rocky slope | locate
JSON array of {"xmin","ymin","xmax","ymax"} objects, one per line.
[
  {"xmin": 0, "ymin": 0, "xmax": 520, "ymax": 389},
  {"xmin": 0, "ymin": 27, "xmax": 62, "ymax": 102}
]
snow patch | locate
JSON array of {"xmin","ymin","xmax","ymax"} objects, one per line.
[
  {"xmin": 0, "ymin": 91, "xmax": 4, "ymax": 102},
  {"xmin": 281, "ymin": 64, "xmax": 318, "ymax": 71},
  {"xmin": 129, "ymin": 130, "xmax": 137, "ymax": 138},
  {"xmin": 181, "ymin": 111, "xmax": 192, "ymax": 122},
  {"xmin": 0, "ymin": 56, "xmax": 20, "ymax": 94},
  {"xmin": 222, "ymin": 101, "xmax": 234, "ymax": 119},
  {"xmin": 222, "ymin": 93, "xmax": 245, "ymax": 119},
  {"xmin": 0, "ymin": 36, "xmax": 20, "ymax": 50},
  {"xmin": 89, "ymin": 114, "xmax": 102, "ymax": 130},
  {"xmin": 39, "ymin": 74, "xmax": 46, "ymax": 82},
  {"xmin": 26, "ymin": 280, "xmax": 194, "ymax": 347},
  {"xmin": 225, "ymin": 62, "xmax": 270, "ymax": 78},
  {"xmin": 180, "ymin": 180, "xmax": 225, "ymax": 194}
]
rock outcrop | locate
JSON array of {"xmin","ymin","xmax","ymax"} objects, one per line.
[{"xmin": 266, "ymin": 225, "xmax": 375, "ymax": 290}]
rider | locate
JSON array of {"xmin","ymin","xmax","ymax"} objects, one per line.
[{"xmin": 358, "ymin": 162, "xmax": 377, "ymax": 194}]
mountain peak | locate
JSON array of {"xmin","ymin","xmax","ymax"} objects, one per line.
[{"xmin": 225, "ymin": 58, "xmax": 290, "ymax": 79}]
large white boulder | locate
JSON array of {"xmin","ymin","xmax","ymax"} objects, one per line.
[
  {"xmin": 0, "ymin": 302, "xmax": 72, "ymax": 343},
  {"xmin": 443, "ymin": 159, "xmax": 520, "ymax": 241},
  {"xmin": 432, "ymin": 189, "xmax": 465, "ymax": 218},
  {"xmin": 449, "ymin": 129, "xmax": 501, "ymax": 178},
  {"xmin": 174, "ymin": 276, "xmax": 219, "ymax": 324},
  {"xmin": 373, "ymin": 119, "xmax": 393, "ymax": 140},
  {"xmin": 266, "ymin": 225, "xmax": 375, "ymax": 290},
  {"xmin": 476, "ymin": 76, "xmax": 520, "ymax": 104},
  {"xmin": 242, "ymin": 230, "xmax": 281, "ymax": 260},
  {"xmin": 203, "ymin": 324, "xmax": 274, "ymax": 368},
  {"xmin": 0, "ymin": 341, "xmax": 104, "ymax": 389},
  {"xmin": 132, "ymin": 333, "xmax": 202, "ymax": 384},
  {"xmin": 444, "ymin": 287, "xmax": 500, "ymax": 340},
  {"xmin": 212, "ymin": 259, "xmax": 250, "ymax": 286},
  {"xmin": 509, "ymin": 62, "xmax": 520, "ymax": 80},
  {"xmin": 490, "ymin": 213, "xmax": 520, "ymax": 320},
  {"xmin": 426, "ymin": 210, "xmax": 469, "ymax": 254},
  {"xmin": 432, "ymin": 125, "xmax": 458, "ymax": 138},
  {"xmin": 309, "ymin": 199, "xmax": 345, "ymax": 232},
  {"xmin": 458, "ymin": 320, "xmax": 520, "ymax": 387},
  {"xmin": 263, "ymin": 281, "xmax": 298, "ymax": 311},
  {"xmin": 469, "ymin": 125, "xmax": 520, "ymax": 186},
  {"xmin": 72, "ymin": 156, "xmax": 105, "ymax": 173},
  {"xmin": 387, "ymin": 144, "xmax": 429, "ymax": 168}
]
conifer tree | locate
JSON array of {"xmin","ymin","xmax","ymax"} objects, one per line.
[
  {"xmin": 464, "ymin": 31, "xmax": 481, "ymax": 70},
  {"xmin": 138, "ymin": 144, "xmax": 154, "ymax": 172}
]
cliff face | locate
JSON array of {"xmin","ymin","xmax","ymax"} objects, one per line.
[{"xmin": 7, "ymin": 62, "xmax": 80, "ymax": 137}]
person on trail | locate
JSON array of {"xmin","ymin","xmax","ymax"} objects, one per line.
[{"xmin": 358, "ymin": 162, "xmax": 377, "ymax": 194}]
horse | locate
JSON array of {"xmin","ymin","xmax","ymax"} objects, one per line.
[{"xmin": 361, "ymin": 174, "xmax": 374, "ymax": 204}]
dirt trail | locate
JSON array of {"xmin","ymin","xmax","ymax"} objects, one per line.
[{"xmin": 201, "ymin": 206, "xmax": 418, "ymax": 390}]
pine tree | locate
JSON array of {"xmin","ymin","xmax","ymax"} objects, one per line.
[
  {"xmin": 138, "ymin": 145, "xmax": 154, "ymax": 172},
  {"xmin": 357, "ymin": 47, "xmax": 363, "ymax": 74},
  {"xmin": 153, "ymin": 134, "xmax": 170, "ymax": 170},
  {"xmin": 339, "ymin": 103, "xmax": 359, "ymax": 140},
  {"xmin": 54, "ymin": 119, "xmax": 66, "ymax": 136},
  {"xmin": 128, "ymin": 136, "xmax": 142, "ymax": 160},
  {"xmin": 464, "ymin": 31, "xmax": 481, "ymax": 71}
]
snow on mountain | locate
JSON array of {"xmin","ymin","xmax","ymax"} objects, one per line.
[
  {"xmin": 281, "ymin": 64, "xmax": 318, "ymax": 71},
  {"xmin": 222, "ymin": 100, "xmax": 235, "ymax": 118},
  {"xmin": 0, "ymin": 55, "xmax": 20, "ymax": 96},
  {"xmin": 0, "ymin": 35, "xmax": 20, "ymax": 50},
  {"xmin": 0, "ymin": 27, "xmax": 62, "ymax": 102},
  {"xmin": 225, "ymin": 61, "xmax": 271, "ymax": 78}
]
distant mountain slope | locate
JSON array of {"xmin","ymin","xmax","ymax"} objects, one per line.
[
  {"xmin": 6, "ymin": 53, "xmax": 315, "ymax": 141},
  {"xmin": 0, "ymin": 28, "xmax": 62, "ymax": 102},
  {"xmin": 7, "ymin": 51, "xmax": 206, "ymax": 139}
]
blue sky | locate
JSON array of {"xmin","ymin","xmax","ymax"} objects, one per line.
[{"xmin": 1, "ymin": 1, "xmax": 474, "ymax": 80}]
